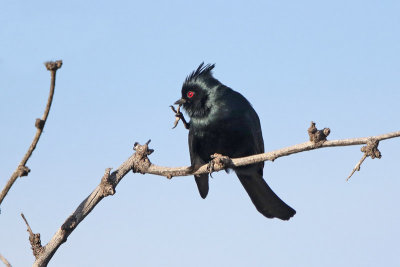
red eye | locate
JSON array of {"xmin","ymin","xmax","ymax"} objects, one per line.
[{"xmin": 187, "ymin": 91, "xmax": 194, "ymax": 98}]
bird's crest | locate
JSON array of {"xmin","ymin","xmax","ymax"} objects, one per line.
[{"xmin": 185, "ymin": 62, "xmax": 215, "ymax": 83}]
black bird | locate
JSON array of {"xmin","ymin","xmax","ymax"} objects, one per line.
[{"xmin": 175, "ymin": 63, "xmax": 296, "ymax": 220}]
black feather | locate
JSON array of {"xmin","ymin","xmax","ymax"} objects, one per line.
[{"xmin": 185, "ymin": 62, "xmax": 215, "ymax": 83}]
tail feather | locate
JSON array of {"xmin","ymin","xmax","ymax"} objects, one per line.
[
  {"xmin": 195, "ymin": 174, "xmax": 209, "ymax": 199},
  {"xmin": 237, "ymin": 173, "xmax": 296, "ymax": 220}
]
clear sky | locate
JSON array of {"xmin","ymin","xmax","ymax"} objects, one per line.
[{"xmin": 1, "ymin": 0, "xmax": 399, "ymax": 266}]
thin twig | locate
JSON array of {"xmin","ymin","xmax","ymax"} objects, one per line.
[
  {"xmin": 21, "ymin": 213, "xmax": 34, "ymax": 236},
  {"xmin": 0, "ymin": 253, "xmax": 11, "ymax": 267},
  {"xmin": 0, "ymin": 60, "xmax": 62, "ymax": 208},
  {"xmin": 347, "ymin": 154, "xmax": 367, "ymax": 181}
]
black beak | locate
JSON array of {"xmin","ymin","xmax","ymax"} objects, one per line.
[{"xmin": 174, "ymin": 98, "xmax": 186, "ymax": 105}]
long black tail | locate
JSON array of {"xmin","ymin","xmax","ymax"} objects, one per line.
[
  {"xmin": 237, "ymin": 173, "xmax": 296, "ymax": 220},
  {"xmin": 195, "ymin": 174, "xmax": 209, "ymax": 199}
]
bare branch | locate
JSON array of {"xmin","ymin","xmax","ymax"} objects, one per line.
[
  {"xmin": 146, "ymin": 130, "xmax": 400, "ymax": 179},
  {"xmin": 31, "ymin": 143, "xmax": 148, "ymax": 266},
  {"xmin": 28, "ymin": 125, "xmax": 399, "ymax": 266},
  {"xmin": 0, "ymin": 60, "xmax": 62, "ymax": 208},
  {"xmin": 0, "ymin": 253, "xmax": 11, "ymax": 267}
]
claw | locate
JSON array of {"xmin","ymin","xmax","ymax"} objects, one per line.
[
  {"xmin": 207, "ymin": 153, "xmax": 231, "ymax": 177},
  {"xmin": 207, "ymin": 160, "xmax": 215, "ymax": 176}
]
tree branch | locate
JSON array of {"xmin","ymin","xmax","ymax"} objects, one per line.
[
  {"xmin": 31, "ymin": 141, "xmax": 151, "ymax": 267},
  {"xmin": 27, "ymin": 125, "xmax": 399, "ymax": 266},
  {"xmin": 0, "ymin": 253, "xmax": 11, "ymax": 267},
  {"xmin": 146, "ymin": 129, "xmax": 400, "ymax": 179},
  {"xmin": 0, "ymin": 60, "xmax": 62, "ymax": 208}
]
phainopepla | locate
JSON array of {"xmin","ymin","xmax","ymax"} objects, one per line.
[{"xmin": 175, "ymin": 63, "xmax": 296, "ymax": 220}]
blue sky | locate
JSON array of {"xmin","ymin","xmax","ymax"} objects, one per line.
[{"xmin": 1, "ymin": 1, "xmax": 399, "ymax": 266}]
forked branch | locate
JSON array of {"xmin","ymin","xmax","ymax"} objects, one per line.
[{"xmin": 29, "ymin": 124, "xmax": 399, "ymax": 266}]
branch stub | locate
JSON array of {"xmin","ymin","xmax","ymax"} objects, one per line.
[
  {"xmin": 18, "ymin": 165, "xmax": 31, "ymax": 177},
  {"xmin": 45, "ymin": 60, "xmax": 63, "ymax": 71},
  {"xmin": 361, "ymin": 138, "xmax": 382, "ymax": 159},
  {"xmin": 35, "ymin": 118, "xmax": 45, "ymax": 130},
  {"xmin": 100, "ymin": 168, "xmax": 115, "ymax": 196},
  {"xmin": 132, "ymin": 141, "xmax": 153, "ymax": 174},
  {"xmin": 308, "ymin": 121, "xmax": 330, "ymax": 146}
]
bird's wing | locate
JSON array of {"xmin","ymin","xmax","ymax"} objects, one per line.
[{"xmin": 247, "ymin": 107, "xmax": 265, "ymax": 154}]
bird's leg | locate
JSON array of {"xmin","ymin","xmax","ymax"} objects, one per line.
[
  {"xmin": 207, "ymin": 153, "xmax": 232, "ymax": 176},
  {"xmin": 170, "ymin": 104, "xmax": 190, "ymax": 129}
]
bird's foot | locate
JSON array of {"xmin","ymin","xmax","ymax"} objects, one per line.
[
  {"xmin": 207, "ymin": 153, "xmax": 231, "ymax": 176},
  {"xmin": 170, "ymin": 104, "xmax": 190, "ymax": 129}
]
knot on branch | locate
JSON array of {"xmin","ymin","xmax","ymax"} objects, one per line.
[
  {"xmin": 269, "ymin": 153, "xmax": 278, "ymax": 162},
  {"xmin": 30, "ymin": 232, "xmax": 44, "ymax": 258},
  {"xmin": 17, "ymin": 165, "xmax": 31, "ymax": 177},
  {"xmin": 61, "ymin": 215, "xmax": 77, "ymax": 234},
  {"xmin": 347, "ymin": 138, "xmax": 382, "ymax": 181},
  {"xmin": 21, "ymin": 213, "xmax": 44, "ymax": 259},
  {"xmin": 362, "ymin": 138, "xmax": 381, "ymax": 159},
  {"xmin": 308, "ymin": 121, "xmax": 330, "ymax": 146},
  {"xmin": 132, "ymin": 140, "xmax": 153, "ymax": 174},
  {"xmin": 207, "ymin": 153, "xmax": 232, "ymax": 174},
  {"xmin": 45, "ymin": 60, "xmax": 63, "ymax": 71},
  {"xmin": 35, "ymin": 118, "xmax": 45, "ymax": 130},
  {"xmin": 100, "ymin": 168, "xmax": 115, "ymax": 197}
]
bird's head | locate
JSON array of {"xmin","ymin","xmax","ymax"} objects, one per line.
[{"xmin": 175, "ymin": 62, "xmax": 219, "ymax": 118}]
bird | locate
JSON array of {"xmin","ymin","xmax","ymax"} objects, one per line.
[{"xmin": 174, "ymin": 63, "xmax": 296, "ymax": 220}]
